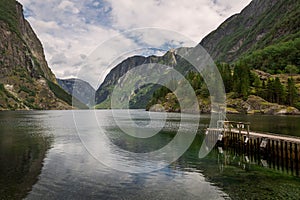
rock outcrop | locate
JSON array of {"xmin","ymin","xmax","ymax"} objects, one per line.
[{"xmin": 227, "ymin": 95, "xmax": 300, "ymax": 115}]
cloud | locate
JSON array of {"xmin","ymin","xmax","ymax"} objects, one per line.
[
  {"xmin": 18, "ymin": 0, "xmax": 251, "ymax": 88},
  {"xmin": 57, "ymin": 0, "xmax": 80, "ymax": 14},
  {"xmin": 107, "ymin": 0, "xmax": 251, "ymax": 41}
]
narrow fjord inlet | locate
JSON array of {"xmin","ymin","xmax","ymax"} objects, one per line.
[
  {"xmin": 0, "ymin": 0, "xmax": 300, "ymax": 199},
  {"xmin": 1, "ymin": 111, "xmax": 300, "ymax": 199}
]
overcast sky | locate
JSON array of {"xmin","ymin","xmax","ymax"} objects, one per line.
[{"xmin": 18, "ymin": 0, "xmax": 251, "ymax": 88}]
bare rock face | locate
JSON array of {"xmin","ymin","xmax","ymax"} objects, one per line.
[{"xmin": 0, "ymin": 1, "xmax": 73, "ymax": 110}]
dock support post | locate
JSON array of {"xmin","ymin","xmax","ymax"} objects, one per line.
[
  {"xmin": 276, "ymin": 140, "xmax": 279, "ymax": 170},
  {"xmin": 295, "ymin": 143, "xmax": 299, "ymax": 176},
  {"xmin": 281, "ymin": 140, "xmax": 284, "ymax": 171},
  {"xmin": 271, "ymin": 140, "xmax": 275, "ymax": 169},
  {"xmin": 290, "ymin": 142, "xmax": 294, "ymax": 175},
  {"xmin": 285, "ymin": 141, "xmax": 289, "ymax": 173}
]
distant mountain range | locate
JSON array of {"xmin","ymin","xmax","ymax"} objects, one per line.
[{"xmin": 57, "ymin": 78, "xmax": 95, "ymax": 107}]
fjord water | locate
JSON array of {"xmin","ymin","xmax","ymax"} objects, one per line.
[{"xmin": 0, "ymin": 110, "xmax": 300, "ymax": 199}]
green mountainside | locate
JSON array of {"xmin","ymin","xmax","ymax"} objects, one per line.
[
  {"xmin": 200, "ymin": 0, "xmax": 300, "ymax": 63},
  {"xmin": 0, "ymin": 0, "xmax": 86, "ymax": 110},
  {"xmin": 96, "ymin": 0, "xmax": 300, "ymax": 114},
  {"xmin": 95, "ymin": 51, "xmax": 188, "ymax": 109}
]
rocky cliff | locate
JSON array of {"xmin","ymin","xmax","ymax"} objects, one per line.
[{"xmin": 0, "ymin": 0, "xmax": 75, "ymax": 110}]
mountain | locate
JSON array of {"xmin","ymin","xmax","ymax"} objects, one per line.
[
  {"xmin": 57, "ymin": 78, "xmax": 96, "ymax": 107},
  {"xmin": 0, "ymin": 0, "xmax": 85, "ymax": 110},
  {"xmin": 95, "ymin": 0, "xmax": 300, "ymax": 112},
  {"xmin": 95, "ymin": 50, "xmax": 186, "ymax": 108},
  {"xmin": 200, "ymin": 0, "xmax": 300, "ymax": 63}
]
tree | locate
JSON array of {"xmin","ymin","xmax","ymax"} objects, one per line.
[
  {"xmin": 233, "ymin": 63, "xmax": 250, "ymax": 99},
  {"xmin": 286, "ymin": 78, "xmax": 298, "ymax": 106},
  {"xmin": 217, "ymin": 62, "xmax": 233, "ymax": 93},
  {"xmin": 273, "ymin": 77, "xmax": 285, "ymax": 104},
  {"xmin": 266, "ymin": 79, "xmax": 275, "ymax": 103},
  {"xmin": 285, "ymin": 65, "xmax": 299, "ymax": 77},
  {"xmin": 256, "ymin": 80, "xmax": 268, "ymax": 101}
]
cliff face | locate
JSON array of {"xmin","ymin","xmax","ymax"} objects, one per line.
[
  {"xmin": 0, "ymin": 1, "xmax": 73, "ymax": 110},
  {"xmin": 200, "ymin": 0, "xmax": 300, "ymax": 62},
  {"xmin": 15, "ymin": 2, "xmax": 56, "ymax": 83}
]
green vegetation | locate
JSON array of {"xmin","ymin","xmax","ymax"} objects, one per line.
[
  {"xmin": 0, "ymin": 0, "xmax": 20, "ymax": 35},
  {"xmin": 129, "ymin": 84, "xmax": 160, "ymax": 109},
  {"xmin": 209, "ymin": 0, "xmax": 300, "ymax": 63},
  {"xmin": 0, "ymin": 83, "xmax": 4, "ymax": 91},
  {"xmin": 147, "ymin": 60, "xmax": 300, "ymax": 112},
  {"xmin": 287, "ymin": 78, "xmax": 298, "ymax": 107},
  {"xmin": 232, "ymin": 62, "xmax": 250, "ymax": 99},
  {"xmin": 18, "ymin": 86, "xmax": 36, "ymax": 97},
  {"xmin": 46, "ymin": 80, "xmax": 88, "ymax": 109},
  {"xmin": 285, "ymin": 64, "xmax": 299, "ymax": 77},
  {"xmin": 241, "ymin": 38, "xmax": 300, "ymax": 74}
]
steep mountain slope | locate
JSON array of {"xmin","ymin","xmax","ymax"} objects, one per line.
[
  {"xmin": 57, "ymin": 78, "xmax": 96, "ymax": 107},
  {"xmin": 0, "ymin": 0, "xmax": 79, "ymax": 110},
  {"xmin": 95, "ymin": 51, "xmax": 185, "ymax": 108},
  {"xmin": 200, "ymin": 0, "xmax": 300, "ymax": 62}
]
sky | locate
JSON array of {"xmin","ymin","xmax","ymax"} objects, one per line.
[{"xmin": 18, "ymin": 0, "xmax": 252, "ymax": 88}]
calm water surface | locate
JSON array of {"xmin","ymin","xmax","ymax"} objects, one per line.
[{"xmin": 0, "ymin": 110, "xmax": 300, "ymax": 199}]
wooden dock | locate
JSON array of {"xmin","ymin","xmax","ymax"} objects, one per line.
[{"xmin": 206, "ymin": 121, "xmax": 300, "ymax": 176}]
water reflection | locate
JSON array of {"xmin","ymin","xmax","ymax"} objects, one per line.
[
  {"xmin": 186, "ymin": 142, "xmax": 300, "ymax": 199},
  {"xmin": 1, "ymin": 111, "xmax": 300, "ymax": 199},
  {"xmin": 0, "ymin": 112, "xmax": 53, "ymax": 199}
]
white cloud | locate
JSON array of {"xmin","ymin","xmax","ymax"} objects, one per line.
[
  {"xmin": 107, "ymin": 0, "xmax": 251, "ymax": 42},
  {"xmin": 58, "ymin": 0, "xmax": 80, "ymax": 14},
  {"xmin": 18, "ymin": 0, "xmax": 252, "ymax": 88}
]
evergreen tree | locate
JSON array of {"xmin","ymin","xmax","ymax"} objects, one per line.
[
  {"xmin": 273, "ymin": 77, "xmax": 285, "ymax": 104},
  {"xmin": 233, "ymin": 63, "xmax": 250, "ymax": 99},
  {"xmin": 285, "ymin": 65, "xmax": 299, "ymax": 77},
  {"xmin": 217, "ymin": 63, "xmax": 233, "ymax": 93},
  {"xmin": 286, "ymin": 78, "xmax": 298, "ymax": 106},
  {"xmin": 266, "ymin": 79, "xmax": 275, "ymax": 103}
]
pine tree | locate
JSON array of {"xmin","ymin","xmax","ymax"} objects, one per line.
[
  {"xmin": 218, "ymin": 63, "xmax": 233, "ymax": 93},
  {"xmin": 266, "ymin": 79, "xmax": 275, "ymax": 103},
  {"xmin": 286, "ymin": 78, "xmax": 298, "ymax": 106},
  {"xmin": 273, "ymin": 77, "xmax": 285, "ymax": 104},
  {"xmin": 233, "ymin": 63, "xmax": 250, "ymax": 99}
]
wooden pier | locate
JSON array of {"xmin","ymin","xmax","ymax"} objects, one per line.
[{"xmin": 206, "ymin": 121, "xmax": 300, "ymax": 176}]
